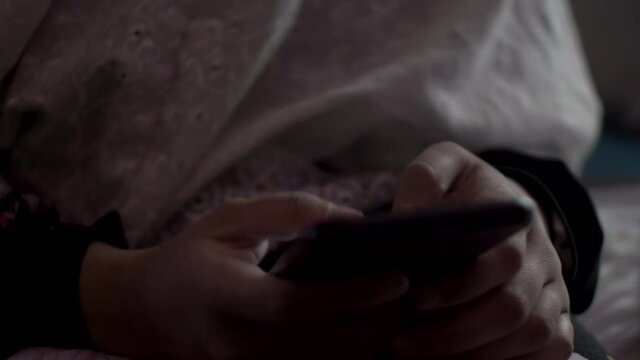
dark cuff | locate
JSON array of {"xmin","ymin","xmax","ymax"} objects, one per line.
[
  {"xmin": 0, "ymin": 209, "xmax": 127, "ymax": 357},
  {"xmin": 480, "ymin": 150, "xmax": 604, "ymax": 314}
]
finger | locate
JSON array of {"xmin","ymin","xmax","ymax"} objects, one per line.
[
  {"xmin": 528, "ymin": 224, "xmax": 565, "ymax": 289},
  {"xmin": 219, "ymin": 260, "xmax": 410, "ymax": 325},
  {"xmin": 447, "ymin": 281, "xmax": 570, "ymax": 360},
  {"xmin": 271, "ymin": 271, "xmax": 410, "ymax": 325},
  {"xmin": 414, "ymin": 219, "xmax": 558, "ymax": 311},
  {"xmin": 203, "ymin": 192, "xmax": 362, "ymax": 242},
  {"xmin": 507, "ymin": 313, "xmax": 574, "ymax": 360},
  {"xmin": 393, "ymin": 142, "xmax": 481, "ymax": 210},
  {"xmin": 394, "ymin": 255, "xmax": 545, "ymax": 358},
  {"xmin": 413, "ymin": 233, "xmax": 526, "ymax": 310}
]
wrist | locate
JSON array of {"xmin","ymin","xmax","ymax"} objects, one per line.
[
  {"xmin": 80, "ymin": 242, "xmax": 160, "ymax": 359},
  {"xmin": 507, "ymin": 178, "xmax": 549, "ymax": 234},
  {"xmin": 507, "ymin": 177, "xmax": 575, "ymax": 275}
]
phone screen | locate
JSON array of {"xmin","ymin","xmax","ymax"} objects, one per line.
[{"xmin": 268, "ymin": 201, "xmax": 533, "ymax": 281}]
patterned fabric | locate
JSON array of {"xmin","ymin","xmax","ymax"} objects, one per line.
[
  {"xmin": 2, "ymin": 0, "xmax": 601, "ymax": 245},
  {"xmin": 148, "ymin": 148, "xmax": 399, "ymax": 246},
  {"xmin": 3, "ymin": 0, "xmax": 301, "ymax": 244},
  {"xmin": 0, "ymin": 2, "xmax": 611, "ymax": 358}
]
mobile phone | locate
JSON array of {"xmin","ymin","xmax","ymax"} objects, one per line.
[{"xmin": 270, "ymin": 201, "xmax": 534, "ymax": 281}]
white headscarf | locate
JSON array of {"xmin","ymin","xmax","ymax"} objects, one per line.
[
  {"xmin": 1, "ymin": 0, "xmax": 601, "ymax": 243},
  {"xmin": 0, "ymin": 0, "xmax": 51, "ymax": 78}
]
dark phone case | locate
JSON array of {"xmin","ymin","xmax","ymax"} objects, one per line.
[{"xmin": 270, "ymin": 201, "xmax": 533, "ymax": 281}]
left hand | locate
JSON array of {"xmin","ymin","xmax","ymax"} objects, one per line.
[{"xmin": 391, "ymin": 142, "xmax": 574, "ymax": 360}]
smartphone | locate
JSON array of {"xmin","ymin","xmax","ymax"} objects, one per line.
[{"xmin": 269, "ymin": 201, "xmax": 534, "ymax": 281}]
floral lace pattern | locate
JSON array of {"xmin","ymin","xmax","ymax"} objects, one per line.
[
  {"xmin": 144, "ymin": 149, "xmax": 399, "ymax": 247},
  {"xmin": 1, "ymin": 148, "xmax": 398, "ymax": 246}
]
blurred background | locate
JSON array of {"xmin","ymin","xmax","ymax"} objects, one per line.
[
  {"xmin": 572, "ymin": 0, "xmax": 640, "ymax": 182},
  {"xmin": 570, "ymin": 1, "xmax": 640, "ymax": 359}
]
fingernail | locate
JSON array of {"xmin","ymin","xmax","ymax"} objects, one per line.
[
  {"xmin": 364, "ymin": 273, "xmax": 410, "ymax": 308},
  {"xmin": 330, "ymin": 204, "xmax": 364, "ymax": 219},
  {"xmin": 338, "ymin": 206, "xmax": 364, "ymax": 218}
]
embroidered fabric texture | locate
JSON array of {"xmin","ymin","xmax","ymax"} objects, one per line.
[
  {"xmin": 147, "ymin": 149, "xmax": 398, "ymax": 247},
  {"xmin": 3, "ymin": 0, "xmax": 601, "ymax": 246}
]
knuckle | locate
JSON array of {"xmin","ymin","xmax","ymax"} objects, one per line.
[
  {"xmin": 547, "ymin": 245, "xmax": 564, "ymax": 277},
  {"xmin": 287, "ymin": 192, "xmax": 326, "ymax": 223},
  {"xmin": 527, "ymin": 314, "xmax": 556, "ymax": 346},
  {"xmin": 499, "ymin": 241, "xmax": 525, "ymax": 276},
  {"xmin": 404, "ymin": 159, "xmax": 436, "ymax": 178},
  {"xmin": 402, "ymin": 160, "xmax": 444, "ymax": 191},
  {"xmin": 429, "ymin": 141, "xmax": 479, "ymax": 167},
  {"xmin": 431, "ymin": 141, "xmax": 466, "ymax": 155},
  {"xmin": 286, "ymin": 191, "xmax": 316, "ymax": 203},
  {"xmin": 559, "ymin": 283, "xmax": 572, "ymax": 311},
  {"xmin": 498, "ymin": 287, "xmax": 530, "ymax": 326},
  {"xmin": 553, "ymin": 332, "xmax": 575, "ymax": 359}
]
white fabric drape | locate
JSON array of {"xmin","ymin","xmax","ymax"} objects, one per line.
[{"xmin": 1, "ymin": 0, "xmax": 601, "ymax": 243}]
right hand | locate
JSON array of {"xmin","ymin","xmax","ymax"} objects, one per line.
[
  {"xmin": 390, "ymin": 143, "xmax": 573, "ymax": 360},
  {"xmin": 80, "ymin": 193, "xmax": 410, "ymax": 360}
]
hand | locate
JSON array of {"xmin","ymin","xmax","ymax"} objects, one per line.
[
  {"xmin": 80, "ymin": 193, "xmax": 410, "ymax": 360},
  {"xmin": 391, "ymin": 142, "xmax": 573, "ymax": 360}
]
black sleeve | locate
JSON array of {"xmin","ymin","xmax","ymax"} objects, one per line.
[
  {"xmin": 0, "ymin": 189, "xmax": 127, "ymax": 358},
  {"xmin": 480, "ymin": 150, "xmax": 604, "ymax": 314}
]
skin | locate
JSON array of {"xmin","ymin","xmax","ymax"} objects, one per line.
[
  {"xmin": 80, "ymin": 142, "xmax": 573, "ymax": 360},
  {"xmin": 80, "ymin": 193, "xmax": 410, "ymax": 360},
  {"xmin": 392, "ymin": 142, "xmax": 573, "ymax": 360}
]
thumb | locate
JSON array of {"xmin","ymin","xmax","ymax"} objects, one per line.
[
  {"xmin": 228, "ymin": 266, "xmax": 410, "ymax": 325},
  {"xmin": 393, "ymin": 142, "xmax": 479, "ymax": 211},
  {"xmin": 202, "ymin": 192, "xmax": 362, "ymax": 243}
]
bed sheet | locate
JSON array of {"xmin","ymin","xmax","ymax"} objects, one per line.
[{"xmin": 578, "ymin": 183, "xmax": 640, "ymax": 360}]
